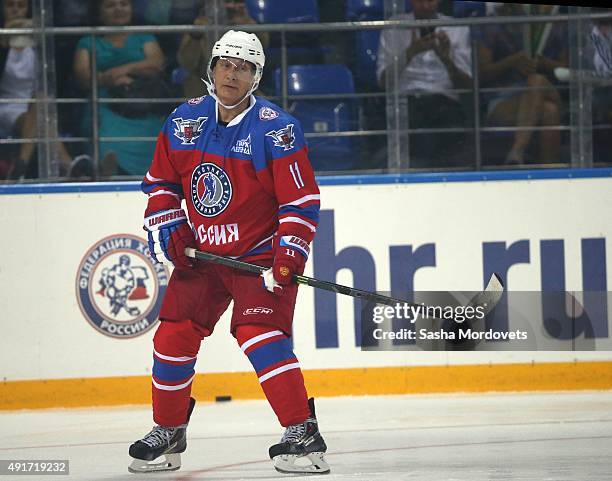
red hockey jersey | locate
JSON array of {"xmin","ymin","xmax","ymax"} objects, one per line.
[{"xmin": 142, "ymin": 95, "xmax": 320, "ymax": 263}]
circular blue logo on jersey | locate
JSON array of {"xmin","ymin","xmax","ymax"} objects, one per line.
[
  {"xmin": 191, "ymin": 162, "xmax": 233, "ymax": 217},
  {"xmin": 75, "ymin": 234, "xmax": 169, "ymax": 339}
]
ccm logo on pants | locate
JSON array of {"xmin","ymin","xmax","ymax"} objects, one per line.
[{"xmin": 244, "ymin": 307, "xmax": 274, "ymax": 315}]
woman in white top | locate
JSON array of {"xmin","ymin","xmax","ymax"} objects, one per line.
[{"xmin": 0, "ymin": 0, "xmax": 36, "ymax": 179}]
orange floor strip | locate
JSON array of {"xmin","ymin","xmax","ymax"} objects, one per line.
[{"xmin": 2, "ymin": 361, "xmax": 611, "ymax": 410}]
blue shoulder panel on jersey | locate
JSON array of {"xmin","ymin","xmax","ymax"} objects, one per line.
[
  {"xmin": 253, "ymin": 99, "xmax": 306, "ymax": 173},
  {"xmin": 166, "ymin": 97, "xmax": 214, "ymax": 152}
]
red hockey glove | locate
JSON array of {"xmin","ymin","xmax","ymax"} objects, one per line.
[
  {"xmin": 262, "ymin": 234, "xmax": 310, "ymax": 293},
  {"xmin": 144, "ymin": 208, "xmax": 196, "ymax": 270}
]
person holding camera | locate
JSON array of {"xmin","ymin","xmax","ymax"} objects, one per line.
[{"xmin": 376, "ymin": 0, "xmax": 472, "ymax": 168}]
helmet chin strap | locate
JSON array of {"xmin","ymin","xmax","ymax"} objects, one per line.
[{"xmin": 202, "ymin": 76, "xmax": 258, "ymax": 110}]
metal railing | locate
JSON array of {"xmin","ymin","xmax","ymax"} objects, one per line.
[{"xmin": 0, "ymin": 4, "xmax": 610, "ymax": 181}]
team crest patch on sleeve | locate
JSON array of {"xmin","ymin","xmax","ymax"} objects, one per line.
[
  {"xmin": 187, "ymin": 96, "xmax": 205, "ymax": 105},
  {"xmin": 266, "ymin": 123, "xmax": 295, "ymax": 151},
  {"xmin": 173, "ymin": 116, "xmax": 208, "ymax": 145},
  {"xmin": 259, "ymin": 106, "xmax": 279, "ymax": 120}
]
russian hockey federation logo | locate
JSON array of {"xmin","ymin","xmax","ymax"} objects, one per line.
[
  {"xmin": 191, "ymin": 162, "xmax": 233, "ymax": 217},
  {"xmin": 259, "ymin": 106, "xmax": 279, "ymax": 121},
  {"xmin": 266, "ymin": 123, "xmax": 295, "ymax": 151},
  {"xmin": 76, "ymin": 234, "xmax": 169, "ymax": 339},
  {"xmin": 173, "ymin": 116, "xmax": 207, "ymax": 145}
]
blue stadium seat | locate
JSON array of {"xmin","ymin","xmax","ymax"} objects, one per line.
[
  {"xmin": 453, "ymin": 1, "xmax": 486, "ymax": 18},
  {"xmin": 171, "ymin": 66, "xmax": 187, "ymax": 86},
  {"xmin": 346, "ymin": 0, "xmax": 384, "ymax": 21},
  {"xmin": 345, "ymin": 1, "xmax": 383, "ymax": 90},
  {"xmin": 354, "ymin": 29, "xmax": 381, "ymax": 89},
  {"xmin": 245, "ymin": 0, "xmax": 324, "ymax": 94},
  {"xmin": 274, "ymin": 65, "xmax": 358, "ymax": 171},
  {"xmin": 245, "ymin": 0, "xmax": 319, "ymax": 23}
]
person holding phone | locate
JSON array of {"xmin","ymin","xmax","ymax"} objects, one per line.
[{"xmin": 376, "ymin": 0, "xmax": 472, "ymax": 168}]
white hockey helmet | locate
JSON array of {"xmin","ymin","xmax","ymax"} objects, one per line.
[{"xmin": 205, "ymin": 30, "xmax": 266, "ymax": 109}]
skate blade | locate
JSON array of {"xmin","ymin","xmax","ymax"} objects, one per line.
[
  {"xmin": 128, "ymin": 453, "xmax": 181, "ymax": 473},
  {"xmin": 273, "ymin": 452, "xmax": 330, "ymax": 475}
]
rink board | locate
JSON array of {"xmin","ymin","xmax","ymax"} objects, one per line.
[
  {"xmin": 2, "ymin": 361, "xmax": 612, "ymax": 410},
  {"xmin": 1, "ymin": 169, "xmax": 612, "ymax": 408}
]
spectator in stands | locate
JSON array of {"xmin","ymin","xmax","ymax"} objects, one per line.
[
  {"xmin": 53, "ymin": 1, "xmax": 93, "ymax": 129},
  {"xmin": 0, "ymin": 0, "xmax": 76, "ymax": 180},
  {"xmin": 131, "ymin": 0, "xmax": 209, "ymax": 86},
  {"xmin": 590, "ymin": 9, "xmax": 612, "ymax": 77},
  {"xmin": 73, "ymin": 0, "xmax": 165, "ymax": 176},
  {"xmin": 376, "ymin": 0, "xmax": 472, "ymax": 168},
  {"xmin": 53, "ymin": 0, "xmax": 91, "ymax": 26},
  {"xmin": 132, "ymin": 0, "xmax": 209, "ymax": 26},
  {"xmin": 0, "ymin": 0, "xmax": 35, "ymax": 179},
  {"xmin": 176, "ymin": 0, "xmax": 267, "ymax": 99},
  {"xmin": 478, "ymin": 3, "xmax": 568, "ymax": 164},
  {"xmin": 589, "ymin": 8, "xmax": 612, "ymax": 165}
]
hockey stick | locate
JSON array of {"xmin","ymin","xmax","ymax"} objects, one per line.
[{"xmin": 184, "ymin": 248, "xmax": 504, "ymax": 317}]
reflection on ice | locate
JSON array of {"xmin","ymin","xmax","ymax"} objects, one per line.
[{"xmin": 0, "ymin": 391, "xmax": 611, "ymax": 480}]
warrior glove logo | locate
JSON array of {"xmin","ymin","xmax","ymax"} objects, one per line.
[
  {"xmin": 173, "ymin": 116, "xmax": 208, "ymax": 145},
  {"xmin": 76, "ymin": 234, "xmax": 168, "ymax": 339},
  {"xmin": 266, "ymin": 123, "xmax": 295, "ymax": 151},
  {"xmin": 191, "ymin": 163, "xmax": 233, "ymax": 217}
]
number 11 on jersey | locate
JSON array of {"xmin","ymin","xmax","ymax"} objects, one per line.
[{"xmin": 289, "ymin": 161, "xmax": 305, "ymax": 189}]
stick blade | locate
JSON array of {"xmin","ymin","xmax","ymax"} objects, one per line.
[{"xmin": 467, "ymin": 273, "xmax": 504, "ymax": 317}]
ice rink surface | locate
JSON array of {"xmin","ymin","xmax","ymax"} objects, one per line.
[{"xmin": 1, "ymin": 391, "xmax": 611, "ymax": 480}]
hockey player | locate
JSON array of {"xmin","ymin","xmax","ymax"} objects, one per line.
[{"xmin": 128, "ymin": 30, "xmax": 329, "ymax": 475}]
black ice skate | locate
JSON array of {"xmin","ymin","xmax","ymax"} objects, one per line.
[
  {"xmin": 128, "ymin": 397, "xmax": 196, "ymax": 473},
  {"xmin": 269, "ymin": 397, "xmax": 330, "ymax": 474}
]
